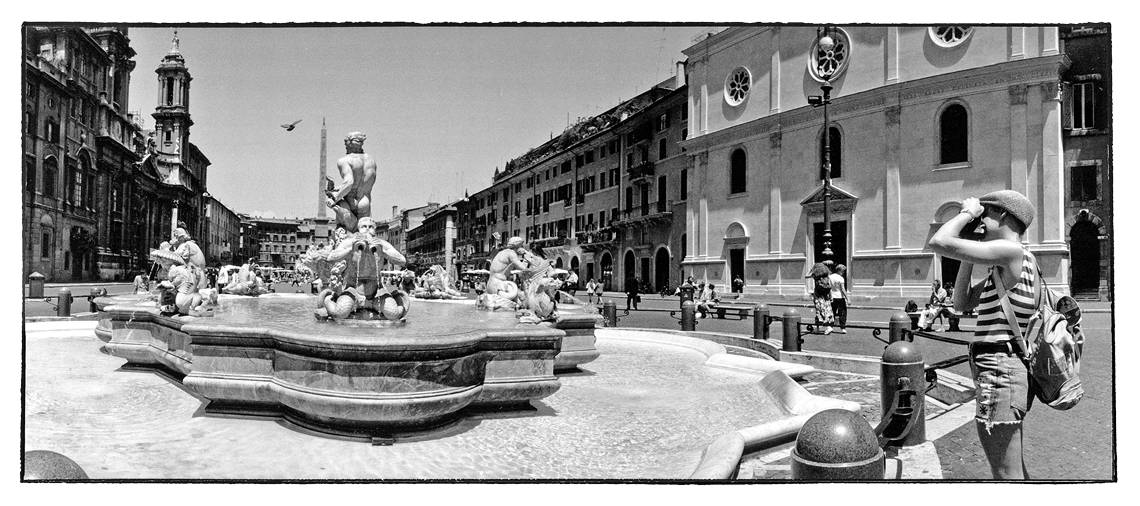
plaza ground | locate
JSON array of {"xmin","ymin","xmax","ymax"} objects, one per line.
[{"xmin": 21, "ymin": 282, "xmax": 1115, "ymax": 481}]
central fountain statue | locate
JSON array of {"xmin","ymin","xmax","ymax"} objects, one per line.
[{"xmin": 300, "ymin": 131, "xmax": 412, "ymax": 323}]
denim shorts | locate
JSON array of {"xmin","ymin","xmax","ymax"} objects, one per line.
[{"xmin": 969, "ymin": 341, "xmax": 1033, "ymax": 428}]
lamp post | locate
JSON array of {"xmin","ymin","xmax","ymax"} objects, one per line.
[{"xmin": 808, "ymin": 29, "xmax": 836, "ymax": 262}]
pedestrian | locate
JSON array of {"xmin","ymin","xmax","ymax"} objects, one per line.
[
  {"xmin": 929, "ymin": 189, "xmax": 1038, "ymax": 479},
  {"xmin": 807, "ymin": 262, "xmax": 834, "ymax": 334},
  {"xmin": 585, "ymin": 278, "xmax": 599, "ymax": 304},
  {"xmin": 829, "ymin": 264, "xmax": 849, "ymax": 333},
  {"xmin": 696, "ymin": 283, "xmax": 720, "ymax": 319},
  {"xmin": 732, "ymin": 275, "xmax": 744, "ymax": 294},
  {"xmin": 921, "ymin": 280, "xmax": 950, "ymax": 330},
  {"xmin": 567, "ymin": 269, "xmax": 579, "ymax": 297},
  {"xmin": 624, "ymin": 277, "xmax": 640, "ymax": 311}
]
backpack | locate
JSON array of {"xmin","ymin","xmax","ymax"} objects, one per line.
[{"xmin": 993, "ymin": 265, "xmax": 1085, "ymax": 410}]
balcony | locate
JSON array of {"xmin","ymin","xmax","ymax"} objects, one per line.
[
  {"xmin": 614, "ymin": 201, "xmax": 673, "ymax": 229},
  {"xmin": 627, "ymin": 161, "xmax": 655, "ymax": 184},
  {"xmin": 531, "ymin": 236, "xmax": 568, "ymax": 250},
  {"xmin": 575, "ymin": 227, "xmax": 618, "ymax": 252}
]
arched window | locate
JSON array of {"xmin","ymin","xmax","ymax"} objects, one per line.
[
  {"xmin": 42, "ymin": 156, "xmax": 57, "ymax": 198},
  {"xmin": 25, "ymin": 158, "xmax": 36, "ymax": 193},
  {"xmin": 729, "ymin": 148, "xmax": 747, "ymax": 194},
  {"xmin": 940, "ymin": 103, "xmax": 968, "ymax": 165},
  {"xmin": 819, "ymin": 126, "xmax": 842, "ymax": 179}
]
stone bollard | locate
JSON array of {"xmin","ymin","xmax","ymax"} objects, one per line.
[
  {"xmin": 678, "ymin": 281, "xmax": 695, "ymax": 309},
  {"xmin": 680, "ymin": 299, "xmax": 697, "ymax": 331},
  {"xmin": 56, "ymin": 287, "xmax": 72, "ymax": 317},
  {"xmin": 753, "ymin": 304, "xmax": 770, "ymax": 341},
  {"xmin": 880, "ymin": 340, "xmax": 926, "ymax": 446},
  {"xmin": 602, "ymin": 300, "xmax": 618, "ymax": 327},
  {"xmin": 791, "ymin": 409, "xmax": 885, "ymax": 480},
  {"xmin": 88, "ymin": 287, "xmax": 107, "ymax": 313},
  {"xmin": 23, "ymin": 450, "xmax": 89, "ymax": 480},
  {"xmin": 889, "ymin": 312, "xmax": 912, "ymax": 343},
  {"xmin": 782, "ymin": 309, "xmax": 801, "ymax": 352},
  {"xmin": 28, "ymin": 272, "xmax": 45, "ymax": 298}
]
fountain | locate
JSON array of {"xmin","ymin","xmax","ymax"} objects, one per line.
[{"xmin": 96, "ymin": 131, "xmax": 599, "ymax": 439}]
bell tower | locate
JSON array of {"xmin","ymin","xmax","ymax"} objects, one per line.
[{"xmin": 152, "ymin": 29, "xmax": 193, "ymax": 161}]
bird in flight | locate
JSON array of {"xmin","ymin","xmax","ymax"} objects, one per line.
[{"xmin": 280, "ymin": 119, "xmax": 303, "ymax": 131}]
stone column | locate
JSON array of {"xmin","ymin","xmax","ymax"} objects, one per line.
[
  {"xmin": 1008, "ymin": 84, "xmax": 1030, "ymax": 211},
  {"xmin": 885, "ymin": 27, "xmax": 900, "ymax": 85},
  {"xmin": 768, "ymin": 132, "xmax": 782, "ymax": 254},
  {"xmin": 884, "ymin": 105, "xmax": 902, "ymax": 249},
  {"xmin": 1040, "ymin": 81, "xmax": 1065, "ymax": 245},
  {"xmin": 770, "ymin": 36, "xmax": 781, "ymax": 114}
]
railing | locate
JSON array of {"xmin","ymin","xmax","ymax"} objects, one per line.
[{"xmin": 627, "ymin": 161, "xmax": 655, "ymax": 181}]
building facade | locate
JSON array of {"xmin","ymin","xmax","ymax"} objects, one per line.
[
  {"xmin": 236, "ymin": 214, "xmax": 260, "ymax": 265},
  {"xmin": 252, "ymin": 217, "xmax": 302, "ymax": 268},
  {"xmin": 204, "ymin": 196, "xmax": 241, "ymax": 266},
  {"xmin": 22, "ymin": 25, "xmax": 156, "ymax": 282},
  {"xmin": 1060, "ymin": 25, "xmax": 1112, "ymax": 301},
  {"xmin": 406, "ymin": 203, "xmax": 457, "ymax": 271},
  {"xmin": 680, "ymin": 26, "xmax": 1071, "ymax": 302}
]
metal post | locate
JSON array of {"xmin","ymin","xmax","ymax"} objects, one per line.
[
  {"xmin": 28, "ymin": 272, "xmax": 45, "ymax": 298},
  {"xmin": 820, "ymin": 81, "xmax": 834, "ymax": 262},
  {"xmin": 56, "ymin": 287, "xmax": 72, "ymax": 317},
  {"xmin": 680, "ymin": 299, "xmax": 696, "ymax": 331},
  {"xmin": 880, "ymin": 341, "xmax": 926, "ymax": 446},
  {"xmin": 782, "ymin": 309, "xmax": 802, "ymax": 352},
  {"xmin": 602, "ymin": 300, "xmax": 617, "ymax": 328},
  {"xmin": 753, "ymin": 304, "xmax": 770, "ymax": 340},
  {"xmin": 889, "ymin": 312, "xmax": 912, "ymax": 343}
]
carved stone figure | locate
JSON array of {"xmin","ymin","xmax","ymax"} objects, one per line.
[
  {"xmin": 411, "ymin": 265, "xmax": 466, "ymax": 300},
  {"xmin": 310, "ymin": 217, "xmax": 411, "ymax": 322},
  {"xmin": 484, "ymin": 236, "xmax": 529, "ymax": 306},
  {"xmin": 325, "ymin": 132, "xmax": 377, "ymax": 233},
  {"xmin": 149, "ymin": 243, "xmax": 214, "ymax": 317}
]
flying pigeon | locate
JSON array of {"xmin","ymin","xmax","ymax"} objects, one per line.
[{"xmin": 280, "ymin": 119, "xmax": 303, "ymax": 131}]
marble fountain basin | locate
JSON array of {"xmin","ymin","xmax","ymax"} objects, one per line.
[{"xmin": 95, "ymin": 293, "xmax": 601, "ymax": 439}]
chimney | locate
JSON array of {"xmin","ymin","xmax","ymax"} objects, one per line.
[
  {"xmin": 675, "ymin": 61, "xmax": 686, "ymax": 88},
  {"xmin": 392, "ymin": 205, "xmax": 398, "ymax": 218}
]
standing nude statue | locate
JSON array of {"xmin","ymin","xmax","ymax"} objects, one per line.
[{"xmin": 325, "ymin": 131, "xmax": 377, "ymax": 233}]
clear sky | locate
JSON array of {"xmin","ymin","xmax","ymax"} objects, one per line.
[{"xmin": 126, "ymin": 25, "xmax": 719, "ymax": 220}]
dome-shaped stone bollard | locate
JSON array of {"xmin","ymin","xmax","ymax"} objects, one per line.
[
  {"xmin": 889, "ymin": 312, "xmax": 912, "ymax": 342},
  {"xmin": 881, "ymin": 340, "xmax": 926, "ymax": 446},
  {"xmin": 24, "ymin": 450, "xmax": 88, "ymax": 480},
  {"xmin": 791, "ymin": 409, "xmax": 885, "ymax": 480}
]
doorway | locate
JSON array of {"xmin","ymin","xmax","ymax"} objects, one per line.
[
  {"xmin": 624, "ymin": 250, "xmax": 635, "ymax": 290},
  {"xmin": 640, "ymin": 257, "xmax": 651, "ymax": 292},
  {"xmin": 1070, "ymin": 221, "xmax": 1100, "ymax": 293},
  {"xmin": 600, "ymin": 252, "xmax": 613, "ymax": 291},
  {"xmin": 655, "ymin": 248, "xmax": 670, "ymax": 293},
  {"xmin": 812, "ymin": 220, "xmax": 848, "ymax": 268},
  {"xmin": 729, "ymin": 248, "xmax": 744, "ymax": 292}
]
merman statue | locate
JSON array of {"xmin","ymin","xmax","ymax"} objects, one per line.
[
  {"xmin": 314, "ymin": 217, "xmax": 411, "ymax": 322},
  {"xmin": 478, "ymin": 236, "xmax": 530, "ymax": 311},
  {"xmin": 149, "ymin": 242, "xmax": 215, "ymax": 317}
]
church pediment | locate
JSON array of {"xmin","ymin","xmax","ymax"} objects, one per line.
[{"xmin": 799, "ymin": 183, "xmax": 858, "ymax": 217}]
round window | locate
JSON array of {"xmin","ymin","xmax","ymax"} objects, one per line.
[
  {"xmin": 808, "ymin": 28, "xmax": 851, "ymax": 82},
  {"xmin": 724, "ymin": 66, "xmax": 751, "ymax": 106},
  {"xmin": 929, "ymin": 26, "xmax": 973, "ymax": 48}
]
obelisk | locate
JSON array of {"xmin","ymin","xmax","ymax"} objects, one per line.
[{"xmin": 317, "ymin": 117, "xmax": 327, "ymax": 218}]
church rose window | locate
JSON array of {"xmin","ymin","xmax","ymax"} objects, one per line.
[
  {"xmin": 929, "ymin": 26, "xmax": 973, "ymax": 47},
  {"xmin": 809, "ymin": 28, "xmax": 851, "ymax": 82},
  {"xmin": 724, "ymin": 67, "xmax": 751, "ymax": 106}
]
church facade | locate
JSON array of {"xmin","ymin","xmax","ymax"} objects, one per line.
[{"xmin": 679, "ymin": 26, "xmax": 1071, "ymax": 302}]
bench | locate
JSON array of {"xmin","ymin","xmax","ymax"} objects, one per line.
[
  {"xmin": 707, "ymin": 303, "xmax": 754, "ymax": 320},
  {"xmin": 907, "ymin": 307, "xmax": 976, "ymax": 332}
]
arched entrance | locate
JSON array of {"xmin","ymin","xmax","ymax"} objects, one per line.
[
  {"xmin": 599, "ymin": 251, "xmax": 613, "ymax": 291},
  {"xmin": 570, "ymin": 256, "xmax": 580, "ymax": 278},
  {"xmin": 1070, "ymin": 221, "xmax": 1099, "ymax": 294},
  {"xmin": 555, "ymin": 257, "xmax": 564, "ymax": 269},
  {"xmin": 623, "ymin": 250, "xmax": 635, "ymax": 290},
  {"xmin": 654, "ymin": 247, "xmax": 670, "ymax": 293}
]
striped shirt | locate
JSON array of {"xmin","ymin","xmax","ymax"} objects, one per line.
[{"xmin": 974, "ymin": 247, "xmax": 1038, "ymax": 342}]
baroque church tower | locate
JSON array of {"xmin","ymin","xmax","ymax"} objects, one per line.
[{"xmin": 152, "ymin": 30, "xmax": 192, "ymax": 165}]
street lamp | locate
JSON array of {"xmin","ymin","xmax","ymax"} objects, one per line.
[{"xmin": 807, "ymin": 27, "xmax": 836, "ymax": 262}]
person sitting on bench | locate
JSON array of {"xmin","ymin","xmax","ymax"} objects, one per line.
[{"xmin": 696, "ymin": 283, "xmax": 720, "ymax": 319}]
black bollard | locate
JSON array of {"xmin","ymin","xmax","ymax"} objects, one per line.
[
  {"xmin": 56, "ymin": 287, "xmax": 72, "ymax": 317},
  {"xmin": 602, "ymin": 300, "xmax": 617, "ymax": 327},
  {"xmin": 889, "ymin": 312, "xmax": 912, "ymax": 343},
  {"xmin": 28, "ymin": 272, "xmax": 45, "ymax": 298},
  {"xmin": 88, "ymin": 287, "xmax": 107, "ymax": 313},
  {"xmin": 880, "ymin": 340, "xmax": 926, "ymax": 446},
  {"xmin": 791, "ymin": 409, "xmax": 885, "ymax": 480},
  {"xmin": 678, "ymin": 280, "xmax": 695, "ymax": 309},
  {"xmin": 680, "ymin": 299, "xmax": 697, "ymax": 331},
  {"xmin": 753, "ymin": 304, "xmax": 770, "ymax": 341},
  {"xmin": 782, "ymin": 309, "xmax": 801, "ymax": 352}
]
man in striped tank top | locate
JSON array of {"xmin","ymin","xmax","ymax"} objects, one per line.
[{"xmin": 929, "ymin": 189, "xmax": 1037, "ymax": 480}]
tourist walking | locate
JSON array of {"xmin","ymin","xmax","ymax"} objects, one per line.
[
  {"xmin": 829, "ymin": 264, "xmax": 849, "ymax": 333},
  {"xmin": 808, "ymin": 262, "xmax": 834, "ymax": 334},
  {"xmin": 929, "ymin": 189, "xmax": 1038, "ymax": 479},
  {"xmin": 585, "ymin": 278, "xmax": 599, "ymax": 304},
  {"xmin": 624, "ymin": 277, "xmax": 640, "ymax": 311}
]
